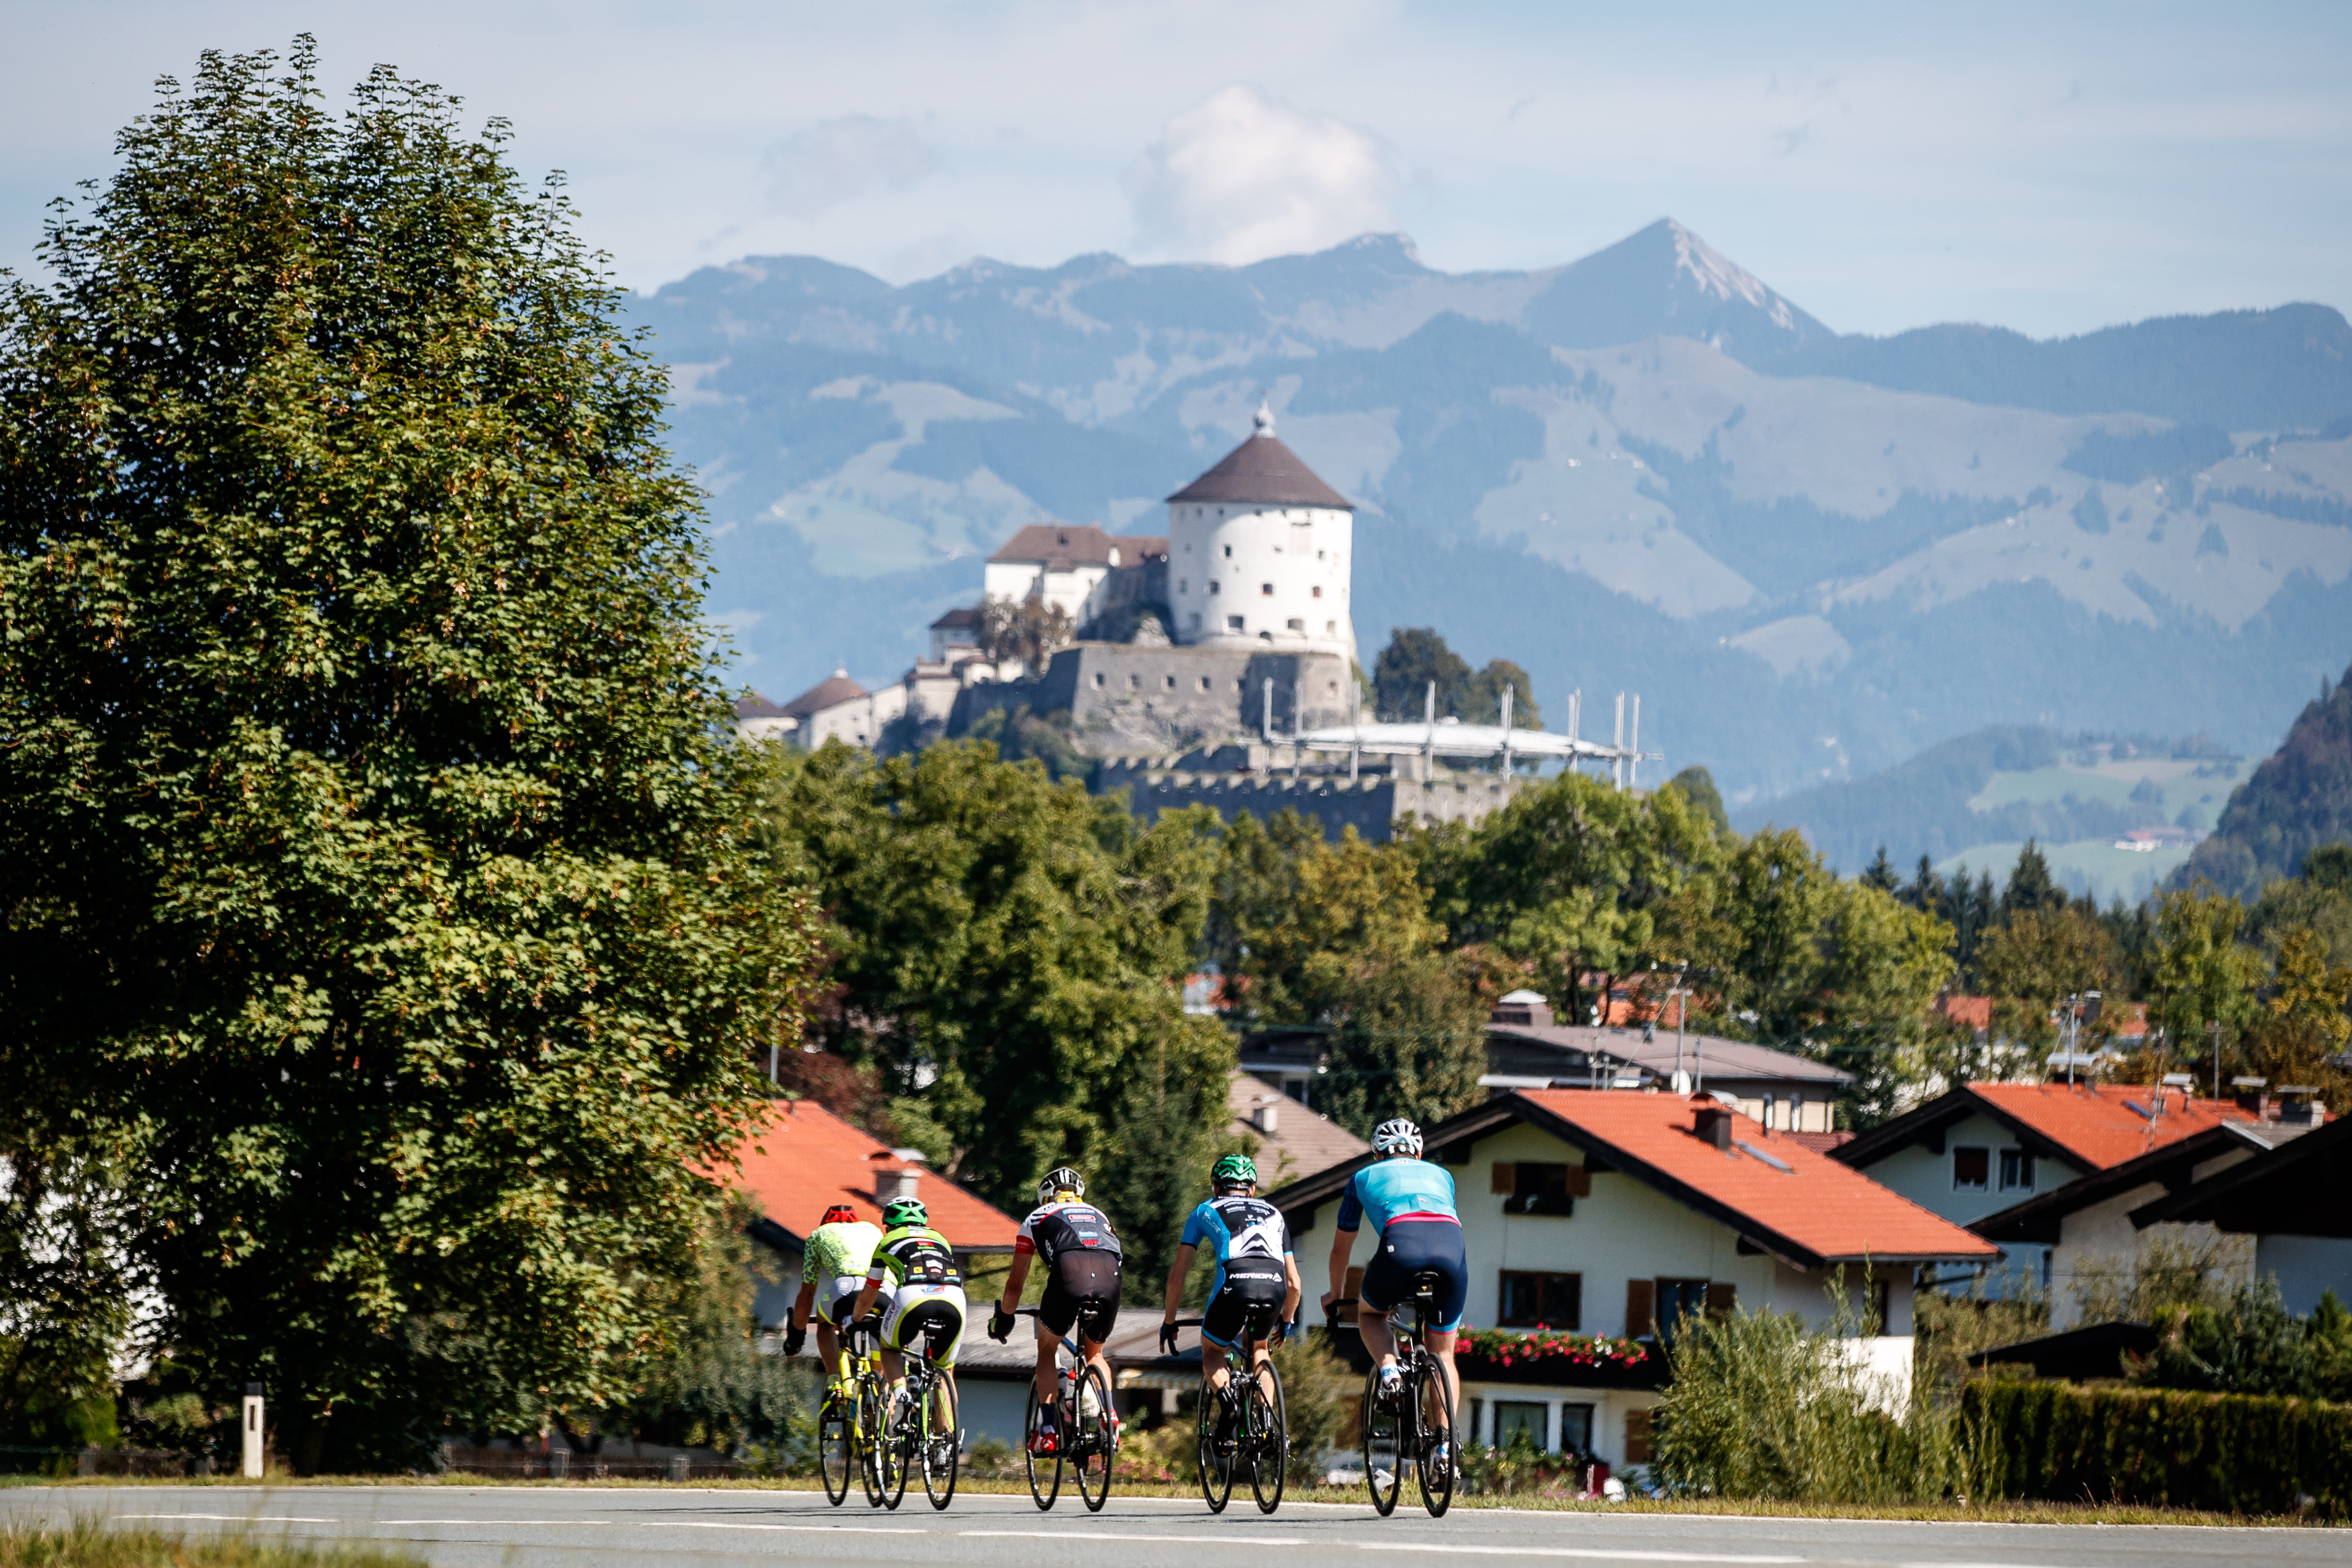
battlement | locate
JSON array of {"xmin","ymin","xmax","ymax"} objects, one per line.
[{"xmin": 1096, "ymin": 758, "xmax": 1533, "ymax": 843}]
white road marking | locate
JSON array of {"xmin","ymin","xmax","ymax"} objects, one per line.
[
  {"xmin": 661, "ymin": 1521, "xmax": 931, "ymax": 1535},
  {"xmin": 962, "ymin": 1531, "xmax": 1308, "ymax": 1545},
  {"xmin": 1355, "ymin": 1548, "xmax": 1807, "ymax": 1564}
]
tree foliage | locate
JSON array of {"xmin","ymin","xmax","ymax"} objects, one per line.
[{"xmin": 0, "ymin": 43, "xmax": 808, "ymax": 1462}]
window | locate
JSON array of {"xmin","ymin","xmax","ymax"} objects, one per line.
[
  {"xmin": 1326, "ymin": 620, "xmax": 1337, "ymax": 634},
  {"xmin": 1623, "ymin": 1408, "xmax": 1654, "ymax": 1464},
  {"xmin": 1167, "ymin": 670, "xmax": 1179, "ymax": 686},
  {"xmin": 1953, "ymin": 1146, "xmax": 1990, "ymax": 1192},
  {"xmin": 1498, "ymin": 1270, "xmax": 1581, "ymax": 1328},
  {"xmin": 1225, "ymin": 616, "xmax": 1243, "ymax": 631},
  {"xmin": 1492, "ymin": 1161, "xmax": 1579, "ymax": 1215},
  {"xmin": 1999, "ymin": 1149, "xmax": 2035, "ymax": 1192},
  {"xmin": 1312, "ymin": 585, "xmax": 1323, "ymax": 598},
  {"xmin": 1222, "ymin": 544, "xmax": 1232, "ymax": 558},
  {"xmin": 1178, "ymin": 579, "xmax": 1188, "ymax": 594},
  {"xmin": 1317, "ymin": 549, "xmax": 1326, "ymax": 561},
  {"xmin": 1558, "ymin": 1403, "xmax": 1595, "ymax": 1456},
  {"xmin": 1092, "ymin": 672, "xmax": 1104, "ymax": 688},
  {"xmin": 1653, "ymin": 1278, "xmax": 1713, "ymax": 1340},
  {"xmin": 1286, "ymin": 618, "xmax": 1304, "ymax": 632},
  {"xmin": 1125, "ymin": 673, "xmax": 1139, "ymax": 691},
  {"xmin": 1492, "ymin": 1401, "xmax": 1546, "ymax": 1450},
  {"xmin": 1209, "ymin": 580, "xmax": 1221, "ymax": 596},
  {"xmin": 1198, "ymin": 675, "xmax": 1213, "ymax": 691},
  {"xmin": 1870, "ymin": 1278, "xmax": 1893, "ymax": 1332},
  {"xmin": 1261, "ymin": 583, "xmax": 1275, "ymax": 596}
]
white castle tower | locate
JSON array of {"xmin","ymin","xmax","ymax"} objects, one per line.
[{"xmin": 1165, "ymin": 401, "xmax": 1356, "ymax": 662}]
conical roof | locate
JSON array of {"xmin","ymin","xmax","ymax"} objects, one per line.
[
  {"xmin": 780, "ymin": 666, "xmax": 867, "ymax": 719},
  {"xmin": 1166, "ymin": 402, "xmax": 1353, "ymax": 510}
]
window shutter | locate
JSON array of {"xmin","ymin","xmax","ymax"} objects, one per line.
[
  {"xmin": 1563, "ymin": 1165, "xmax": 1592, "ymax": 1198},
  {"xmin": 1623, "ymin": 1408, "xmax": 1654, "ymax": 1464},
  {"xmin": 1706, "ymin": 1282, "xmax": 1736, "ymax": 1320},
  {"xmin": 1490, "ymin": 1162, "xmax": 1516, "ymax": 1195},
  {"xmin": 1625, "ymin": 1278, "xmax": 1654, "ymax": 1339}
]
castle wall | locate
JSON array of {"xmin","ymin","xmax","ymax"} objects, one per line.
[
  {"xmin": 1096, "ymin": 759, "xmax": 1534, "ymax": 844},
  {"xmin": 1041, "ymin": 644, "xmax": 1356, "ymax": 755}
]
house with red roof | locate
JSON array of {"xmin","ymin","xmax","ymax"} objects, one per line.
[
  {"xmin": 1265, "ymin": 1089, "xmax": 1994, "ymax": 1473},
  {"xmin": 1832, "ymin": 1080, "xmax": 2271, "ymax": 1314}
]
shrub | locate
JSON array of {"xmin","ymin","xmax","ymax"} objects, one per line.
[
  {"xmin": 1274, "ymin": 1329, "xmax": 1359, "ymax": 1484},
  {"xmin": 1965, "ymin": 1378, "xmax": 2352, "ymax": 1517}
]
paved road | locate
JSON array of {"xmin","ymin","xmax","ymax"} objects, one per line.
[{"xmin": 1, "ymin": 1484, "xmax": 2336, "ymax": 1568}]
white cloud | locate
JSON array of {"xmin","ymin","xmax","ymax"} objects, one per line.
[
  {"xmin": 763, "ymin": 115, "xmax": 940, "ymax": 220},
  {"xmin": 1124, "ymin": 85, "xmax": 1402, "ymax": 265}
]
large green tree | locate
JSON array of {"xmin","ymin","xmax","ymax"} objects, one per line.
[{"xmin": 0, "ymin": 44, "xmax": 806, "ymax": 1467}]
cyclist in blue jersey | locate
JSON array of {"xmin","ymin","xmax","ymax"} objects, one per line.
[
  {"xmin": 1158, "ymin": 1155, "xmax": 1302, "ymax": 1444},
  {"xmin": 1320, "ymin": 1119, "xmax": 1465, "ymax": 1422}
]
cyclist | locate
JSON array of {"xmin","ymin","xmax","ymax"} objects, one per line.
[
  {"xmin": 1159, "ymin": 1154, "xmax": 1300, "ymax": 1447},
  {"xmin": 850, "ymin": 1197, "xmax": 966, "ymax": 1408},
  {"xmin": 1320, "ymin": 1119, "xmax": 1464, "ymax": 1447},
  {"xmin": 987, "ymin": 1166, "xmax": 1121, "ymax": 1455},
  {"xmin": 782, "ymin": 1202, "xmax": 882, "ymax": 1392}
]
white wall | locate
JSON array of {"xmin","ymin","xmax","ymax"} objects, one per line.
[
  {"xmin": 801, "ymin": 686, "xmax": 906, "ymax": 750},
  {"xmin": 2047, "ymin": 1146, "xmax": 2256, "ymax": 1329},
  {"xmin": 1168, "ymin": 501, "xmax": 1354, "ymax": 657},
  {"xmin": 1854, "ymin": 1112, "xmax": 2084, "ymax": 1230},
  {"xmin": 983, "ymin": 560, "xmax": 1113, "ymax": 628},
  {"xmin": 2258, "ymin": 1234, "xmax": 2352, "ymax": 1314}
]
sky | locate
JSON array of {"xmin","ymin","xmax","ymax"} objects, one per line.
[{"xmin": 5, "ymin": 1, "xmax": 2350, "ymax": 339}]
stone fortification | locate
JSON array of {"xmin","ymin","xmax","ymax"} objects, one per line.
[
  {"xmin": 950, "ymin": 643, "xmax": 1355, "ymax": 756},
  {"xmin": 1097, "ymin": 755, "xmax": 1534, "ymax": 844}
]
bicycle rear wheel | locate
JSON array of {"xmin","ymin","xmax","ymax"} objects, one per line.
[
  {"xmin": 856, "ymin": 1375, "xmax": 885, "ymax": 1508},
  {"xmin": 1022, "ymin": 1383, "xmax": 1061, "ymax": 1510},
  {"xmin": 877, "ymin": 1383, "xmax": 911, "ymax": 1510},
  {"xmin": 1071, "ymin": 1362, "xmax": 1116, "ymax": 1513},
  {"xmin": 1360, "ymin": 1365, "xmax": 1402, "ymax": 1517},
  {"xmin": 1248, "ymin": 1357, "xmax": 1287, "ymax": 1515},
  {"xmin": 1413, "ymin": 1355, "xmax": 1454, "ymax": 1518},
  {"xmin": 1196, "ymin": 1381, "xmax": 1233, "ymax": 1513},
  {"xmin": 921, "ymin": 1370, "xmax": 960, "ymax": 1510},
  {"xmin": 817, "ymin": 1389, "xmax": 853, "ymax": 1507}
]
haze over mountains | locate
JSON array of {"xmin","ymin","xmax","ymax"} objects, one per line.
[{"xmin": 636, "ymin": 219, "xmax": 2352, "ymax": 809}]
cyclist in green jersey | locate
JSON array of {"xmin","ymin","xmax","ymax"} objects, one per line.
[
  {"xmin": 850, "ymin": 1198, "xmax": 967, "ymax": 1404},
  {"xmin": 783, "ymin": 1203, "xmax": 882, "ymax": 1389}
]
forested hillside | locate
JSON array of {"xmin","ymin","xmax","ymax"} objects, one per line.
[{"xmin": 2175, "ymin": 664, "xmax": 2352, "ymax": 896}]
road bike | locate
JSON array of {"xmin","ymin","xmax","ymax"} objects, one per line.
[
  {"xmin": 816, "ymin": 1321, "xmax": 890, "ymax": 1508},
  {"xmin": 878, "ymin": 1314, "xmax": 962, "ymax": 1510},
  {"xmin": 1330, "ymin": 1270, "xmax": 1455, "ymax": 1518},
  {"xmin": 1013, "ymin": 1305, "xmax": 1119, "ymax": 1512},
  {"xmin": 1171, "ymin": 1313, "xmax": 1288, "ymax": 1514}
]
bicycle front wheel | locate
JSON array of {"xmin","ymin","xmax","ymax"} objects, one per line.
[
  {"xmin": 1196, "ymin": 1382, "xmax": 1232, "ymax": 1513},
  {"xmin": 856, "ymin": 1375, "xmax": 886, "ymax": 1508},
  {"xmin": 877, "ymin": 1384, "xmax": 911, "ymax": 1510},
  {"xmin": 921, "ymin": 1371, "xmax": 960, "ymax": 1511},
  {"xmin": 1071, "ymin": 1362, "xmax": 1116, "ymax": 1513},
  {"xmin": 1022, "ymin": 1383, "xmax": 1061, "ymax": 1511},
  {"xmin": 1248, "ymin": 1357, "xmax": 1287, "ymax": 1515},
  {"xmin": 817, "ymin": 1389, "xmax": 853, "ymax": 1507},
  {"xmin": 1360, "ymin": 1365, "xmax": 1402, "ymax": 1517},
  {"xmin": 1413, "ymin": 1355, "xmax": 1454, "ymax": 1518}
]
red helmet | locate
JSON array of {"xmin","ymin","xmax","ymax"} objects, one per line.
[{"xmin": 819, "ymin": 1203, "xmax": 860, "ymax": 1228}]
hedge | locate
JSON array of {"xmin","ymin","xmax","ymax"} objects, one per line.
[{"xmin": 1966, "ymin": 1379, "xmax": 2352, "ymax": 1517}]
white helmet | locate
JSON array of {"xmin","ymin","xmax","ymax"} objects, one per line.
[{"xmin": 1372, "ymin": 1119, "xmax": 1423, "ymax": 1157}]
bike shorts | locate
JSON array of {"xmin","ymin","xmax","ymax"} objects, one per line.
[
  {"xmin": 882, "ymin": 1283, "xmax": 966, "ymax": 1368},
  {"xmin": 1039, "ymin": 1252, "xmax": 1121, "ymax": 1343},
  {"xmin": 1359, "ymin": 1217, "xmax": 1468, "ymax": 1333},
  {"xmin": 814, "ymin": 1274, "xmax": 867, "ymax": 1328},
  {"xmin": 1201, "ymin": 1265, "xmax": 1287, "ymax": 1349}
]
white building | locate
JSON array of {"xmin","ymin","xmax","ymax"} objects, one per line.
[
  {"xmin": 1167, "ymin": 402, "xmax": 1357, "ymax": 661},
  {"xmin": 983, "ymin": 523, "xmax": 1167, "ymax": 630}
]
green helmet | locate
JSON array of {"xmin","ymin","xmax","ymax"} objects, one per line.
[
  {"xmin": 1211, "ymin": 1154, "xmax": 1258, "ymax": 1189},
  {"xmin": 882, "ymin": 1197, "xmax": 929, "ymax": 1229}
]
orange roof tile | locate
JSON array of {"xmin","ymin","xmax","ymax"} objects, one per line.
[
  {"xmin": 1966, "ymin": 1083, "xmax": 2255, "ymax": 1170},
  {"xmin": 716, "ymin": 1100, "xmax": 1020, "ymax": 1252},
  {"xmin": 1515, "ymin": 1091, "xmax": 1997, "ymax": 1266}
]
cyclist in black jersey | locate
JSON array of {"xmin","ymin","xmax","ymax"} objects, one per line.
[{"xmin": 986, "ymin": 1166, "xmax": 1121, "ymax": 1454}]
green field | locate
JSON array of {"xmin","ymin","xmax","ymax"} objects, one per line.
[
  {"xmin": 1967, "ymin": 755, "xmax": 2238, "ymax": 828},
  {"xmin": 1936, "ymin": 836, "xmax": 2195, "ymax": 904}
]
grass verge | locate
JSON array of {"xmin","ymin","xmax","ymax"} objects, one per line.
[{"xmin": 0, "ymin": 1520, "xmax": 417, "ymax": 1568}]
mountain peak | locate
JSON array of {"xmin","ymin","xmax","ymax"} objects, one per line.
[{"xmin": 1657, "ymin": 219, "xmax": 1788, "ymax": 324}]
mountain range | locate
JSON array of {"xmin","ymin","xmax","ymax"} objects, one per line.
[{"xmin": 634, "ymin": 219, "xmax": 2352, "ymax": 807}]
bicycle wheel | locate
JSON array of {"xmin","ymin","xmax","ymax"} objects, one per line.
[
  {"xmin": 817, "ymin": 1387, "xmax": 853, "ymax": 1507},
  {"xmin": 1360, "ymin": 1364, "xmax": 1403, "ymax": 1517},
  {"xmin": 1196, "ymin": 1380, "xmax": 1233, "ymax": 1513},
  {"xmin": 1071, "ymin": 1362, "xmax": 1116, "ymax": 1513},
  {"xmin": 920, "ymin": 1369, "xmax": 960, "ymax": 1511},
  {"xmin": 1248, "ymin": 1356, "xmax": 1287, "ymax": 1515},
  {"xmin": 856, "ymin": 1374, "xmax": 886, "ymax": 1508},
  {"xmin": 1413, "ymin": 1354, "xmax": 1454, "ymax": 1518},
  {"xmin": 1022, "ymin": 1383, "xmax": 1061, "ymax": 1511},
  {"xmin": 877, "ymin": 1382, "xmax": 911, "ymax": 1510}
]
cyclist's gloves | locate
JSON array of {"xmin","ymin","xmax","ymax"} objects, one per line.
[
  {"xmin": 781, "ymin": 1326, "xmax": 806, "ymax": 1357},
  {"xmin": 1266, "ymin": 1319, "xmax": 1286, "ymax": 1347},
  {"xmin": 987, "ymin": 1304, "xmax": 1016, "ymax": 1342},
  {"xmin": 1158, "ymin": 1321, "xmax": 1179, "ymax": 1356}
]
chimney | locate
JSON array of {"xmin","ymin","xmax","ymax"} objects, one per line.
[
  {"xmin": 2232, "ymin": 1076, "xmax": 2269, "ymax": 1119},
  {"xmin": 2277, "ymin": 1088, "xmax": 2320, "ymax": 1126},
  {"xmin": 1491, "ymin": 989, "xmax": 1555, "ymax": 1028},
  {"xmin": 873, "ymin": 1147, "xmax": 927, "ymax": 1206},
  {"xmin": 1693, "ymin": 1106, "xmax": 1734, "ymax": 1151},
  {"xmin": 1251, "ymin": 1101, "xmax": 1279, "ymax": 1134}
]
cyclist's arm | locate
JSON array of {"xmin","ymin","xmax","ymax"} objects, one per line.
[
  {"xmin": 998, "ymin": 1251, "xmax": 1032, "ymax": 1315},
  {"xmin": 789, "ymin": 1278, "xmax": 816, "ymax": 1332},
  {"xmin": 850, "ymin": 1273, "xmax": 882, "ymax": 1324},
  {"xmin": 1281, "ymin": 1254, "xmax": 1303, "ymax": 1326},
  {"xmin": 1325, "ymin": 1222, "xmax": 1357, "ymax": 1306},
  {"xmin": 1160, "ymin": 1241, "xmax": 1195, "ymax": 1322}
]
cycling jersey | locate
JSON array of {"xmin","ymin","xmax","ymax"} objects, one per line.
[
  {"xmin": 866, "ymin": 1224, "xmax": 963, "ymax": 1291},
  {"xmin": 801, "ymin": 1220, "xmax": 882, "ymax": 1284},
  {"xmin": 1015, "ymin": 1201, "xmax": 1122, "ymax": 1266},
  {"xmin": 1335, "ymin": 1158, "xmax": 1459, "ymax": 1233},
  {"xmin": 1180, "ymin": 1194, "xmax": 1291, "ymax": 1295}
]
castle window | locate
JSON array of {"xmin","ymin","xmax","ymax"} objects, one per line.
[
  {"xmin": 1208, "ymin": 581, "xmax": 1220, "ymax": 596},
  {"xmin": 1326, "ymin": 620, "xmax": 1337, "ymax": 634},
  {"xmin": 1127, "ymin": 673, "xmax": 1139, "ymax": 691},
  {"xmin": 1178, "ymin": 579, "xmax": 1188, "ymax": 594},
  {"xmin": 1286, "ymin": 618, "xmax": 1304, "ymax": 632},
  {"xmin": 1200, "ymin": 674, "xmax": 1214, "ymax": 691},
  {"xmin": 1092, "ymin": 672, "xmax": 1105, "ymax": 688},
  {"xmin": 1328, "ymin": 682, "xmax": 1339, "ymax": 696},
  {"xmin": 1312, "ymin": 585, "xmax": 1322, "ymax": 598},
  {"xmin": 1222, "ymin": 545, "xmax": 1232, "ymax": 558},
  {"xmin": 1260, "ymin": 583, "xmax": 1274, "ymax": 596},
  {"xmin": 1168, "ymin": 670, "xmax": 1180, "ymax": 685},
  {"xmin": 1226, "ymin": 616, "xmax": 1244, "ymax": 632},
  {"xmin": 1318, "ymin": 550, "xmax": 1326, "ymax": 561}
]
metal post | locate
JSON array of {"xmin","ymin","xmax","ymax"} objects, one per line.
[
  {"xmin": 1262, "ymin": 678, "xmax": 1274, "ymax": 745},
  {"xmin": 2211, "ymin": 1019, "xmax": 2221, "ymax": 1100},
  {"xmin": 1568, "ymin": 689, "xmax": 1581, "ymax": 778},
  {"xmin": 1628, "ymin": 696, "xmax": 1641, "ymax": 791},
  {"xmin": 768, "ymin": 1042, "xmax": 779, "ymax": 1084},
  {"xmin": 241, "ymin": 1383, "xmax": 264, "ymax": 1478},
  {"xmin": 1423, "ymin": 680, "xmax": 1437, "ymax": 783},
  {"xmin": 1612, "ymin": 694, "xmax": 1626, "ymax": 791},
  {"xmin": 1500, "ymin": 684, "xmax": 1513, "ymax": 774}
]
